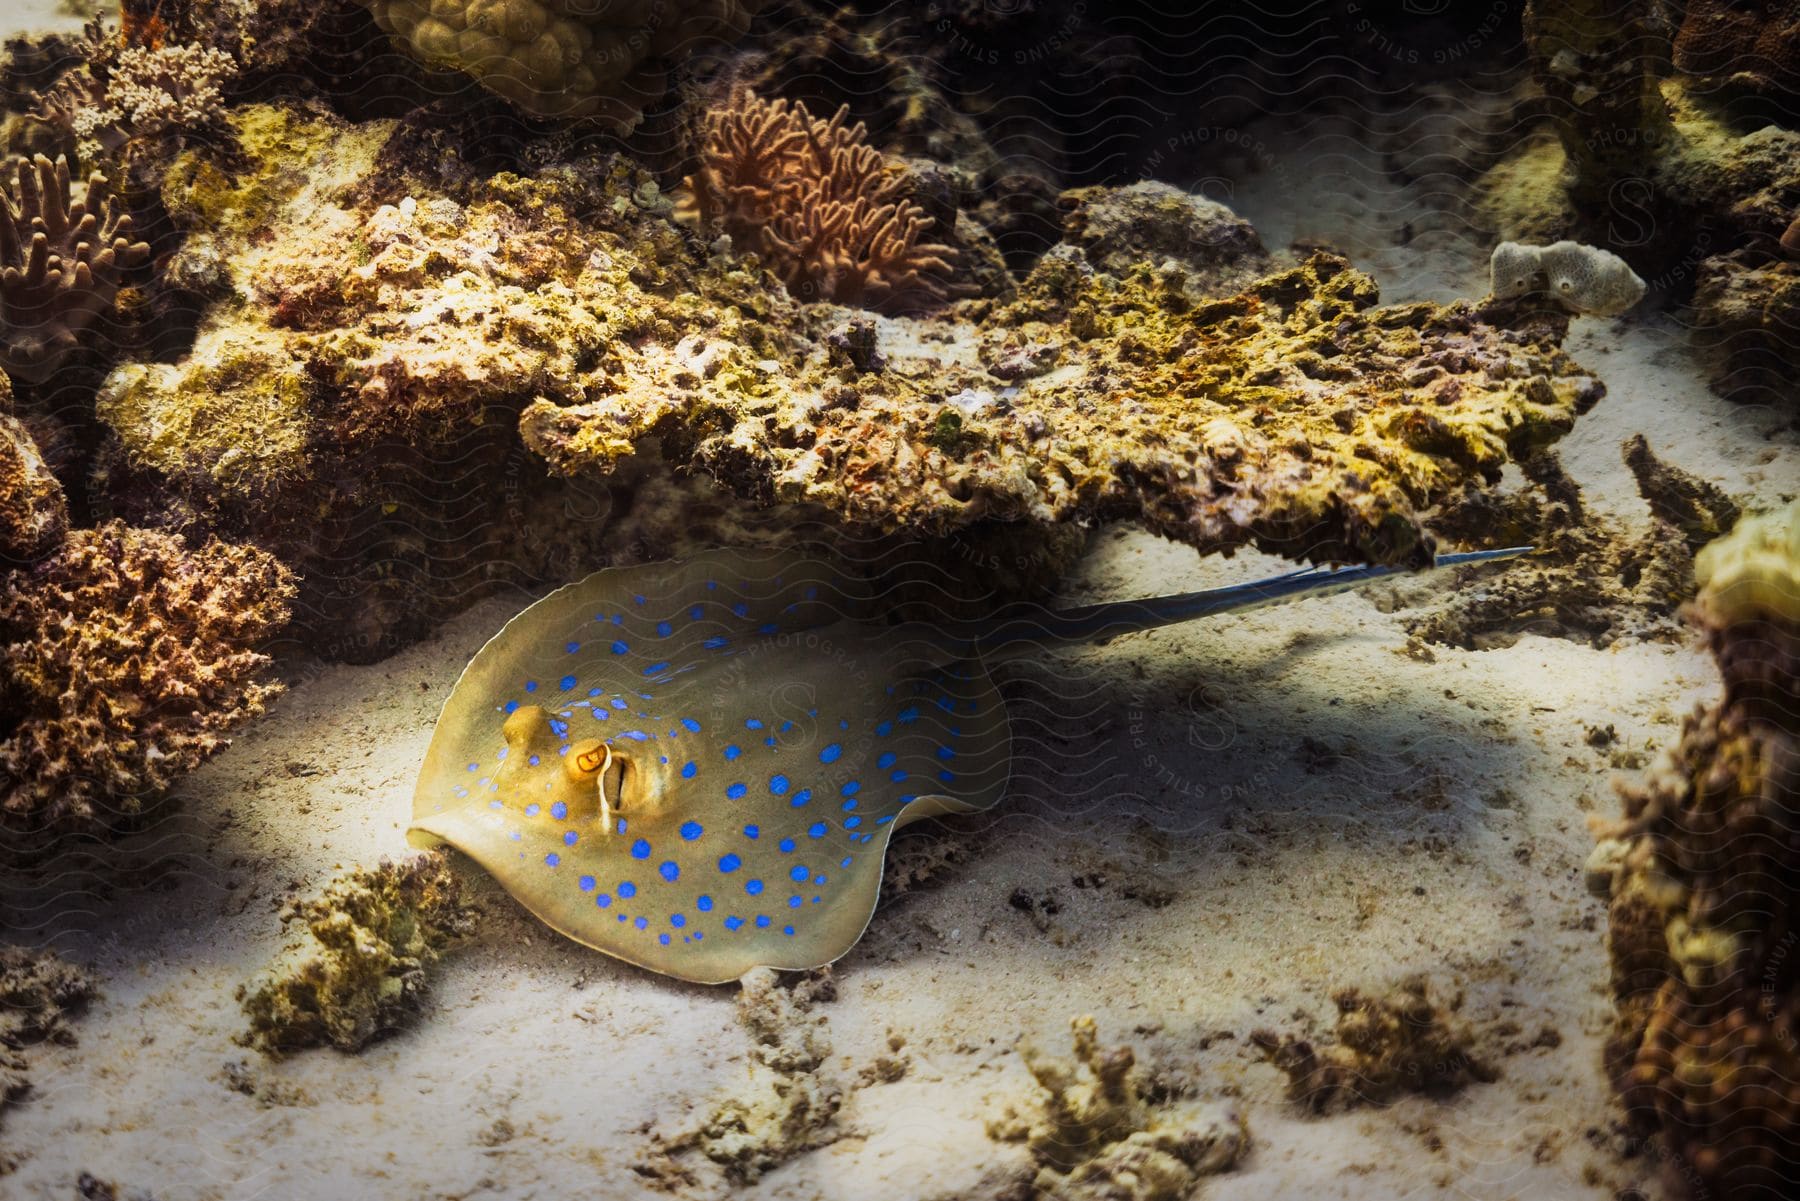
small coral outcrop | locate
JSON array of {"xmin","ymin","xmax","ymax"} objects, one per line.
[
  {"xmin": 681, "ymin": 89, "xmax": 960, "ymax": 312},
  {"xmin": 0, "ymin": 946, "xmax": 96, "ymax": 1171},
  {"xmin": 237, "ymin": 851, "xmax": 477, "ymax": 1054},
  {"xmin": 360, "ymin": 0, "xmax": 770, "ymax": 128},
  {"xmin": 1673, "ymin": 0, "xmax": 1800, "ymax": 94},
  {"xmin": 0, "ymin": 154, "xmax": 148, "ymax": 383},
  {"xmin": 1251, "ymin": 977, "xmax": 1498, "ymax": 1111},
  {"xmin": 987, "ymin": 1016, "xmax": 1246, "ymax": 1201},
  {"xmin": 0, "ymin": 520, "xmax": 294, "ymax": 861},
  {"xmin": 1591, "ymin": 502, "xmax": 1800, "ymax": 1198},
  {"xmin": 0, "ymin": 374, "xmax": 65, "ymax": 564},
  {"xmin": 1490, "ymin": 240, "xmax": 1647, "ymax": 317}
]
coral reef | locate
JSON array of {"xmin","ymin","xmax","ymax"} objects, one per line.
[
  {"xmin": 1057, "ymin": 181, "xmax": 1268, "ymax": 295},
  {"xmin": 1489, "ymin": 240, "xmax": 1647, "ymax": 317},
  {"xmin": 0, "ymin": 372, "xmax": 65, "ymax": 563},
  {"xmin": 680, "ymin": 89, "xmax": 960, "ymax": 312},
  {"xmin": 359, "ymin": 0, "xmax": 769, "ymax": 128},
  {"xmin": 638, "ymin": 968, "xmax": 845, "ymax": 1187},
  {"xmin": 0, "ymin": 520, "xmax": 293, "ymax": 862},
  {"xmin": 1674, "ymin": 0, "xmax": 1800, "ymax": 95},
  {"xmin": 1251, "ymin": 977, "xmax": 1498, "ymax": 1111},
  {"xmin": 1592, "ymin": 502, "xmax": 1800, "ymax": 1198},
  {"xmin": 70, "ymin": 41, "xmax": 236, "ymax": 159},
  {"xmin": 0, "ymin": 947, "xmax": 97, "ymax": 1173},
  {"xmin": 987, "ymin": 1016, "xmax": 1247, "ymax": 1201},
  {"xmin": 526, "ymin": 249, "xmax": 1599, "ymax": 569},
  {"xmin": 237, "ymin": 851, "xmax": 477, "ymax": 1054},
  {"xmin": 0, "ymin": 153, "xmax": 148, "ymax": 382}
]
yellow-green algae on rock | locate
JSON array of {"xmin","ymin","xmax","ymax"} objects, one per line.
[{"xmin": 1692, "ymin": 500, "xmax": 1800, "ymax": 631}]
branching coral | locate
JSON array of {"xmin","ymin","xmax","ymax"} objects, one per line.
[
  {"xmin": 0, "ymin": 520, "xmax": 294, "ymax": 861},
  {"xmin": 72, "ymin": 41, "xmax": 237, "ymax": 157},
  {"xmin": 237, "ymin": 851, "xmax": 477, "ymax": 1054},
  {"xmin": 0, "ymin": 154, "xmax": 148, "ymax": 383},
  {"xmin": 682, "ymin": 89, "xmax": 959, "ymax": 312},
  {"xmin": 1591, "ymin": 502, "xmax": 1800, "ymax": 1198}
]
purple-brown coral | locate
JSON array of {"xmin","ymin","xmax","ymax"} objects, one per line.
[
  {"xmin": 0, "ymin": 520, "xmax": 295, "ymax": 860},
  {"xmin": 0, "ymin": 154, "xmax": 149, "ymax": 383},
  {"xmin": 682, "ymin": 90, "xmax": 959, "ymax": 312}
]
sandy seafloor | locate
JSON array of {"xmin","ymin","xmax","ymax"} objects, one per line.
[{"xmin": 5, "ymin": 22, "xmax": 1800, "ymax": 1201}]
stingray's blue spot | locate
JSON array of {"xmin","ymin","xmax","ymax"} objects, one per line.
[
  {"xmin": 788, "ymin": 896, "xmax": 802, "ymax": 908},
  {"xmin": 617, "ymin": 818, "xmax": 628, "ymax": 833},
  {"xmin": 696, "ymin": 895, "xmax": 714, "ymax": 912},
  {"xmin": 874, "ymin": 721, "xmax": 892, "ymax": 738},
  {"xmin": 611, "ymin": 697, "xmax": 629, "ymax": 710},
  {"xmin": 550, "ymin": 719, "xmax": 569, "ymax": 737},
  {"xmin": 744, "ymin": 824, "xmax": 760, "ymax": 839},
  {"xmin": 899, "ymin": 795, "xmax": 917, "ymax": 805},
  {"xmin": 551, "ymin": 801, "xmax": 568, "ymax": 820},
  {"xmin": 670, "ymin": 913, "xmax": 686, "ymax": 928},
  {"xmin": 592, "ymin": 709, "xmax": 609, "ymax": 721},
  {"xmin": 746, "ymin": 878, "xmax": 765, "ymax": 895},
  {"xmin": 660, "ymin": 755, "xmax": 669, "ymax": 764},
  {"xmin": 636, "ymin": 916, "xmax": 648, "ymax": 930},
  {"xmin": 839, "ymin": 718, "xmax": 849, "ymax": 731},
  {"xmin": 939, "ymin": 770, "xmax": 955, "ymax": 783},
  {"xmin": 718, "ymin": 853, "xmax": 741, "ymax": 873},
  {"xmin": 524, "ymin": 680, "xmax": 538, "ymax": 693},
  {"xmin": 659, "ymin": 861, "xmax": 680, "ymax": 882},
  {"xmin": 659, "ymin": 933, "xmax": 670, "ymax": 945},
  {"xmin": 681, "ymin": 761, "xmax": 698, "ymax": 779},
  {"xmin": 841, "ymin": 856, "xmax": 853, "ymax": 867},
  {"xmin": 509, "ymin": 831, "xmax": 522, "ymax": 842},
  {"xmin": 769, "ymin": 774, "xmax": 790, "ymax": 796},
  {"xmin": 813, "ymin": 873, "xmax": 826, "ymax": 885},
  {"xmin": 808, "ymin": 822, "xmax": 827, "ymax": 838},
  {"xmin": 937, "ymin": 746, "xmax": 957, "ymax": 760},
  {"xmin": 877, "ymin": 752, "xmax": 897, "ymax": 769},
  {"xmin": 559, "ymin": 675, "xmax": 576, "ymax": 691},
  {"xmin": 631, "ymin": 839, "xmax": 651, "ymax": 859},
  {"xmin": 466, "ymin": 762, "xmax": 479, "ymax": 772},
  {"xmin": 564, "ymin": 831, "xmax": 578, "ymax": 846},
  {"xmin": 841, "ymin": 781, "xmax": 861, "ymax": 798},
  {"xmin": 758, "ymin": 622, "xmax": 779, "ymax": 635},
  {"xmin": 780, "ymin": 721, "xmax": 794, "ymax": 733},
  {"xmin": 756, "ymin": 915, "xmax": 771, "ymax": 929},
  {"xmin": 610, "ymin": 613, "xmax": 624, "ymax": 625},
  {"xmin": 703, "ymin": 635, "xmax": 730, "ymax": 649},
  {"xmin": 845, "ymin": 816, "xmax": 862, "ymax": 829},
  {"xmin": 724, "ymin": 915, "xmax": 743, "ymax": 931},
  {"xmin": 726, "ymin": 783, "xmax": 747, "ymax": 800},
  {"xmin": 746, "ymin": 718, "xmax": 764, "ymax": 730},
  {"xmin": 818, "ymin": 743, "xmax": 843, "ymax": 765},
  {"xmin": 706, "ymin": 580, "xmax": 718, "ymax": 590},
  {"xmin": 617, "ymin": 913, "xmax": 627, "ymax": 922},
  {"xmin": 724, "ymin": 744, "xmax": 743, "ymax": 761},
  {"xmin": 503, "ymin": 700, "xmax": 519, "ymax": 715},
  {"xmin": 656, "ymin": 621, "xmax": 672, "ymax": 637},
  {"xmin": 808, "ymin": 708, "xmax": 818, "ymax": 718},
  {"xmin": 779, "ymin": 837, "xmax": 796, "ymax": 853},
  {"xmin": 789, "ymin": 788, "xmax": 813, "ymax": 809},
  {"xmin": 485, "ymin": 798, "xmax": 498, "ymax": 808},
  {"xmin": 789, "ymin": 865, "xmax": 808, "ymax": 882},
  {"xmin": 890, "ymin": 769, "xmax": 908, "ymax": 782},
  {"xmin": 680, "ymin": 717, "xmax": 702, "ymax": 734},
  {"xmin": 875, "ymin": 814, "xmax": 895, "ymax": 825},
  {"xmin": 618, "ymin": 881, "xmax": 638, "ymax": 898},
  {"xmin": 899, "ymin": 706, "xmax": 920, "ymax": 724},
  {"xmin": 621, "ymin": 730, "xmax": 650, "ymax": 742},
  {"xmin": 611, "ymin": 640, "xmax": 629, "ymax": 654},
  {"xmin": 643, "ymin": 662, "xmax": 670, "ymax": 676},
  {"xmin": 545, "ymin": 852, "xmax": 560, "ymax": 867},
  {"xmin": 732, "ymin": 602, "xmax": 748, "ymax": 618},
  {"xmin": 680, "ymin": 820, "xmax": 704, "ymax": 841},
  {"xmin": 528, "ymin": 753, "xmax": 541, "ymax": 766},
  {"xmin": 578, "ymin": 875, "xmax": 596, "ymax": 892},
  {"xmin": 689, "ymin": 604, "xmax": 705, "ymax": 620},
  {"xmin": 633, "ymin": 594, "xmax": 646, "ymax": 606},
  {"xmin": 783, "ymin": 925, "xmax": 795, "ymax": 937},
  {"xmin": 595, "ymin": 892, "xmax": 612, "ymax": 907},
  {"xmin": 525, "ymin": 803, "xmax": 541, "ymax": 817}
]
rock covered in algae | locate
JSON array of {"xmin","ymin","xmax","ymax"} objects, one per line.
[
  {"xmin": 0, "ymin": 946, "xmax": 96, "ymax": 1171},
  {"xmin": 525, "ymin": 248, "xmax": 1599, "ymax": 568},
  {"xmin": 359, "ymin": 0, "xmax": 771, "ymax": 128},
  {"xmin": 1250, "ymin": 977, "xmax": 1498, "ymax": 1111},
  {"xmin": 0, "ymin": 519, "xmax": 293, "ymax": 863},
  {"xmin": 986, "ymin": 1015, "xmax": 1246, "ymax": 1201},
  {"xmin": 1591, "ymin": 502, "xmax": 1800, "ymax": 1198},
  {"xmin": 0, "ymin": 373, "xmax": 65, "ymax": 564},
  {"xmin": 237, "ymin": 851, "xmax": 477, "ymax": 1054}
]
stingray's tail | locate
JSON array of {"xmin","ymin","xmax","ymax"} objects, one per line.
[{"xmin": 964, "ymin": 547, "xmax": 1533, "ymax": 656}]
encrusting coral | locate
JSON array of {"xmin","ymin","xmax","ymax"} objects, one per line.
[
  {"xmin": 359, "ymin": 0, "xmax": 771, "ymax": 128},
  {"xmin": 0, "ymin": 520, "xmax": 294, "ymax": 862},
  {"xmin": 0, "ymin": 153, "xmax": 148, "ymax": 383},
  {"xmin": 986, "ymin": 1016, "xmax": 1246, "ymax": 1201},
  {"xmin": 1590, "ymin": 502, "xmax": 1800, "ymax": 1198},
  {"xmin": 1251, "ymin": 977, "xmax": 1498, "ymax": 1111},
  {"xmin": 680, "ymin": 89, "xmax": 960, "ymax": 313},
  {"xmin": 237, "ymin": 851, "xmax": 477, "ymax": 1054}
]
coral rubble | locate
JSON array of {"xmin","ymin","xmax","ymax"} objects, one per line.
[
  {"xmin": 0, "ymin": 520, "xmax": 293, "ymax": 862},
  {"xmin": 1592, "ymin": 502, "xmax": 1800, "ymax": 1198},
  {"xmin": 0, "ymin": 153, "xmax": 148, "ymax": 383},
  {"xmin": 987, "ymin": 1016, "xmax": 1246, "ymax": 1201},
  {"xmin": 0, "ymin": 946, "xmax": 97, "ymax": 1173},
  {"xmin": 1251, "ymin": 977, "xmax": 1497, "ymax": 1111},
  {"xmin": 237, "ymin": 851, "xmax": 478, "ymax": 1054}
]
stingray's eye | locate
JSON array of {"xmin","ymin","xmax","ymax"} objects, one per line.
[
  {"xmin": 1558, "ymin": 278, "xmax": 1575, "ymax": 292},
  {"xmin": 566, "ymin": 739, "xmax": 608, "ymax": 782},
  {"xmin": 1514, "ymin": 276, "xmax": 1529, "ymax": 290}
]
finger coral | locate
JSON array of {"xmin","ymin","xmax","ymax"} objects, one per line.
[
  {"xmin": 0, "ymin": 520, "xmax": 294, "ymax": 862},
  {"xmin": 0, "ymin": 154, "xmax": 149, "ymax": 383},
  {"xmin": 359, "ymin": 0, "xmax": 770, "ymax": 128},
  {"xmin": 681, "ymin": 89, "xmax": 960, "ymax": 312},
  {"xmin": 237, "ymin": 851, "xmax": 477, "ymax": 1054},
  {"xmin": 1592, "ymin": 502, "xmax": 1800, "ymax": 1198}
]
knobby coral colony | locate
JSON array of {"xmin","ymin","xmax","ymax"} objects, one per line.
[
  {"xmin": 0, "ymin": 154, "xmax": 148, "ymax": 383},
  {"xmin": 1592, "ymin": 504, "xmax": 1800, "ymax": 1197},
  {"xmin": 681, "ymin": 90, "xmax": 960, "ymax": 312}
]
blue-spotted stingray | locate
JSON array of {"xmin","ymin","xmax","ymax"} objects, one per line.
[{"xmin": 409, "ymin": 545, "xmax": 1526, "ymax": 983}]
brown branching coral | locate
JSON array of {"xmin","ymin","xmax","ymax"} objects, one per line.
[
  {"xmin": 0, "ymin": 520, "xmax": 294, "ymax": 862},
  {"xmin": 0, "ymin": 154, "xmax": 148, "ymax": 383},
  {"xmin": 74, "ymin": 42, "xmax": 237, "ymax": 156},
  {"xmin": 682, "ymin": 90, "xmax": 959, "ymax": 312},
  {"xmin": 1591, "ymin": 503, "xmax": 1800, "ymax": 1198},
  {"xmin": 237, "ymin": 851, "xmax": 478, "ymax": 1054}
]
